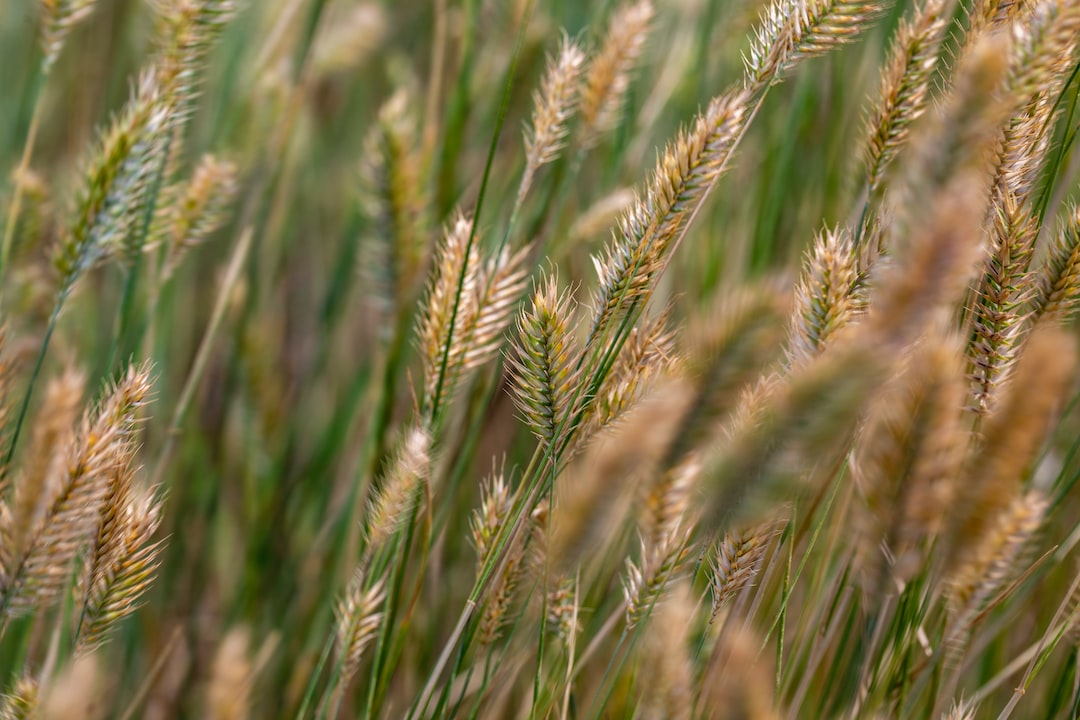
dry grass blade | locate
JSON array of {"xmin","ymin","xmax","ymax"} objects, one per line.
[
  {"xmin": 206, "ymin": 627, "xmax": 254, "ymax": 720},
  {"xmin": 745, "ymin": 0, "xmax": 886, "ymax": 91}
]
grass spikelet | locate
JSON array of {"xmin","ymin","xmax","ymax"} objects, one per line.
[
  {"xmin": 520, "ymin": 35, "xmax": 586, "ymax": 203},
  {"xmin": 638, "ymin": 580, "xmax": 694, "ymax": 720},
  {"xmin": 54, "ymin": 74, "xmax": 169, "ymax": 296},
  {"xmin": 1032, "ymin": 206, "xmax": 1080, "ymax": 323},
  {"xmin": 744, "ymin": 0, "xmax": 886, "ymax": 92},
  {"xmin": 508, "ymin": 272, "xmax": 582, "ymax": 450},
  {"xmin": 0, "ymin": 363, "xmax": 152, "ymax": 615},
  {"xmin": 640, "ymin": 454, "xmax": 699, "ymax": 554},
  {"xmin": 0, "ymin": 676, "xmax": 37, "ymax": 719},
  {"xmin": 698, "ymin": 624, "xmax": 779, "ymax": 719},
  {"xmin": 77, "ymin": 481, "xmax": 165, "ymax": 650},
  {"xmin": 152, "ymin": 0, "xmax": 239, "ymax": 123},
  {"xmin": 1002, "ymin": 0, "xmax": 1080, "ymax": 106},
  {"xmin": 160, "ymin": 154, "xmax": 238, "ymax": 281},
  {"xmin": 787, "ymin": 225, "xmax": 860, "ymax": 369},
  {"xmin": 206, "ymin": 626, "xmax": 254, "ymax": 720},
  {"xmin": 39, "ymin": 0, "xmax": 98, "ymax": 72},
  {"xmin": 8, "ymin": 369, "xmax": 84, "ymax": 572},
  {"xmin": 459, "ymin": 244, "xmax": 531, "ymax": 373},
  {"xmin": 335, "ymin": 571, "xmax": 387, "ymax": 689},
  {"xmin": 588, "ymin": 89, "xmax": 748, "ymax": 348},
  {"xmin": 947, "ymin": 489, "xmax": 1046, "ymax": 615},
  {"xmin": 584, "ymin": 306, "xmax": 678, "ymax": 443},
  {"xmin": 550, "ymin": 381, "xmax": 691, "ymax": 573},
  {"xmin": 863, "ymin": 0, "xmax": 950, "ymax": 194},
  {"xmin": 853, "ymin": 333, "xmax": 968, "ymax": 586},
  {"xmin": 709, "ymin": 522, "xmax": 774, "ymax": 621},
  {"xmin": 942, "ymin": 699, "xmax": 978, "ymax": 719},
  {"xmin": 624, "ymin": 525, "xmax": 691, "ymax": 629},
  {"xmin": 967, "ymin": 190, "xmax": 1037, "ymax": 414},
  {"xmin": 579, "ymin": 0, "xmax": 655, "ymax": 150},
  {"xmin": 418, "ymin": 213, "xmax": 480, "ymax": 414},
  {"xmin": 360, "ymin": 91, "xmax": 426, "ymax": 323},
  {"xmin": 948, "ymin": 325, "xmax": 1075, "ymax": 571},
  {"xmin": 364, "ymin": 426, "xmax": 430, "ymax": 551},
  {"xmin": 471, "ymin": 472, "xmax": 524, "ymax": 644}
]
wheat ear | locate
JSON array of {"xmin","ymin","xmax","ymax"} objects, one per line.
[
  {"xmin": 786, "ymin": 226, "xmax": 860, "ymax": 369},
  {"xmin": 1032, "ymin": 207, "xmax": 1080, "ymax": 323}
]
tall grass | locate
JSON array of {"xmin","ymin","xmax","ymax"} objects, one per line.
[{"xmin": 1, "ymin": 0, "xmax": 1080, "ymax": 717}]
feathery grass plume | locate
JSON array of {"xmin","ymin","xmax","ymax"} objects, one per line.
[
  {"xmin": 640, "ymin": 454, "xmax": 699, "ymax": 554},
  {"xmin": 0, "ymin": 677, "xmax": 38, "ymax": 719},
  {"xmin": 335, "ymin": 570, "xmax": 387, "ymax": 689},
  {"xmin": 863, "ymin": 0, "xmax": 950, "ymax": 194},
  {"xmin": 947, "ymin": 489, "xmax": 1046, "ymax": 614},
  {"xmin": 624, "ymin": 523, "xmax": 692, "ymax": 628},
  {"xmin": 852, "ymin": 332, "xmax": 968, "ymax": 586},
  {"xmin": 942, "ymin": 700, "xmax": 978, "ymax": 720},
  {"xmin": 638, "ymin": 580, "xmax": 694, "ymax": 720},
  {"xmin": 587, "ymin": 89, "xmax": 748, "ymax": 349},
  {"xmin": 6, "ymin": 369, "xmax": 84, "ymax": 578},
  {"xmin": 364, "ymin": 426, "xmax": 430, "ymax": 551},
  {"xmin": 39, "ymin": 0, "xmax": 97, "ymax": 73},
  {"xmin": 578, "ymin": 0, "xmax": 655, "ymax": 150},
  {"xmin": 709, "ymin": 522, "xmax": 774, "ymax": 622},
  {"xmin": 568, "ymin": 188, "xmax": 636, "ymax": 243},
  {"xmin": 702, "ymin": 342, "xmax": 883, "ymax": 533},
  {"xmin": 947, "ymin": 325, "xmax": 1075, "ymax": 571},
  {"xmin": 786, "ymin": 226, "xmax": 860, "ymax": 369},
  {"xmin": 160, "ymin": 154, "xmax": 238, "ymax": 281},
  {"xmin": 1001, "ymin": 0, "xmax": 1080, "ymax": 106},
  {"xmin": 0, "ymin": 364, "xmax": 152, "ymax": 615},
  {"xmin": 206, "ymin": 626, "xmax": 254, "ymax": 720},
  {"xmin": 508, "ymin": 271, "xmax": 582, "ymax": 451},
  {"xmin": 152, "ymin": 0, "xmax": 239, "ymax": 126},
  {"xmin": 967, "ymin": 191, "xmax": 1037, "ymax": 414},
  {"xmin": 77, "ymin": 480, "xmax": 165, "ymax": 650},
  {"xmin": 459, "ymin": 245, "xmax": 530, "ymax": 372},
  {"xmin": 697, "ymin": 624, "xmax": 779, "ymax": 720},
  {"xmin": 988, "ymin": 0, "xmax": 1080, "ymax": 207},
  {"xmin": 40, "ymin": 652, "xmax": 102, "ymax": 720},
  {"xmin": 311, "ymin": 3, "xmax": 386, "ymax": 77},
  {"xmin": 54, "ymin": 73, "xmax": 168, "ymax": 298},
  {"xmin": 359, "ymin": 91, "xmax": 426, "ymax": 324},
  {"xmin": 418, "ymin": 213, "xmax": 480, "ymax": 413},
  {"xmin": 669, "ymin": 287, "xmax": 790, "ymax": 468},
  {"xmin": 519, "ymin": 34, "xmax": 586, "ymax": 204},
  {"xmin": 418, "ymin": 215, "xmax": 528, "ymax": 416},
  {"xmin": 549, "ymin": 380, "xmax": 692, "ymax": 573},
  {"xmin": 471, "ymin": 472, "xmax": 524, "ymax": 644},
  {"xmin": 582, "ymin": 306, "xmax": 678, "ymax": 445},
  {"xmin": 1031, "ymin": 206, "xmax": 1080, "ymax": 323},
  {"xmin": 743, "ymin": 0, "xmax": 886, "ymax": 92}
]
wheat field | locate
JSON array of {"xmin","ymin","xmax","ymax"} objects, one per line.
[{"xmin": 1, "ymin": 0, "xmax": 1080, "ymax": 718}]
